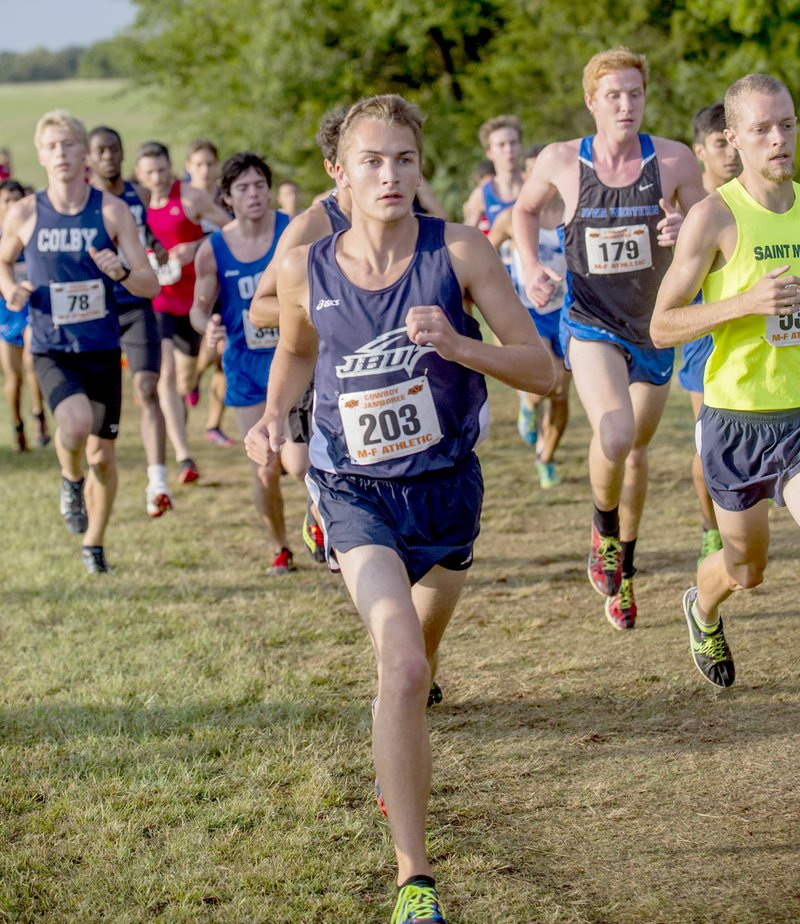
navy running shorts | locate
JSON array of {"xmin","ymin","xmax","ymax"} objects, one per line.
[
  {"xmin": 306, "ymin": 452, "xmax": 484, "ymax": 585},
  {"xmin": 119, "ymin": 300, "xmax": 161, "ymax": 376},
  {"xmin": 155, "ymin": 312, "xmax": 202, "ymax": 357},
  {"xmin": 696, "ymin": 404, "xmax": 800, "ymax": 510}
]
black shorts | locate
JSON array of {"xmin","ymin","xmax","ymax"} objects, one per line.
[
  {"xmin": 33, "ymin": 348, "xmax": 123, "ymax": 441},
  {"xmin": 155, "ymin": 312, "xmax": 202, "ymax": 358},
  {"xmin": 287, "ymin": 380, "xmax": 314, "ymax": 444},
  {"xmin": 697, "ymin": 404, "xmax": 800, "ymax": 510},
  {"xmin": 306, "ymin": 453, "xmax": 483, "ymax": 585},
  {"xmin": 119, "ymin": 300, "xmax": 161, "ymax": 375}
]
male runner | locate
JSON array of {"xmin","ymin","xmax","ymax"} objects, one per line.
[
  {"xmin": 245, "ymin": 94, "xmax": 555, "ymax": 924},
  {"xmin": 136, "ymin": 141, "xmax": 229, "ymax": 484},
  {"xmin": 88, "ymin": 125, "xmax": 172, "ymax": 517},
  {"xmin": 677, "ymin": 104, "xmax": 742, "ymax": 563},
  {"xmin": 513, "ymin": 47, "xmax": 705, "ymax": 629},
  {"xmin": 0, "ymin": 110, "xmax": 158, "ymax": 573},
  {"xmin": 185, "ymin": 138, "xmax": 234, "ymax": 447},
  {"xmin": 489, "ymin": 143, "xmax": 569, "ymax": 488},
  {"xmin": 190, "ymin": 152, "xmax": 299, "ymax": 574},
  {"xmin": 249, "ymin": 105, "xmax": 352, "ymax": 564},
  {"xmin": 0, "ymin": 178, "xmax": 49, "ymax": 450},
  {"xmin": 651, "ymin": 74, "xmax": 800, "ymax": 689},
  {"xmin": 462, "ymin": 115, "xmax": 524, "ymax": 228},
  {"xmin": 277, "ymin": 180, "xmax": 301, "ymax": 218}
]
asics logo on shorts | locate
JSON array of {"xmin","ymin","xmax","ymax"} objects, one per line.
[
  {"xmin": 336, "ymin": 327, "xmax": 435, "ymax": 379},
  {"xmin": 315, "ymin": 298, "xmax": 340, "ymax": 311}
]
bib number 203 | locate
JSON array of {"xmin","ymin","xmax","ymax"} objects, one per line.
[{"xmin": 360, "ymin": 405, "xmax": 421, "ymax": 445}]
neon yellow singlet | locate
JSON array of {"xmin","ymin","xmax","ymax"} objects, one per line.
[{"xmin": 703, "ymin": 178, "xmax": 800, "ymax": 411}]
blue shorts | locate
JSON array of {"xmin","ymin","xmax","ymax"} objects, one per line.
[
  {"xmin": 678, "ymin": 336, "xmax": 713, "ymax": 393},
  {"xmin": 222, "ymin": 347, "xmax": 274, "ymax": 407},
  {"xmin": 697, "ymin": 405, "xmax": 800, "ymax": 511},
  {"xmin": 561, "ymin": 315, "xmax": 674, "ymax": 386},
  {"xmin": 528, "ymin": 308, "xmax": 564, "ymax": 361},
  {"xmin": 306, "ymin": 453, "xmax": 483, "ymax": 585},
  {"xmin": 0, "ymin": 302, "xmax": 28, "ymax": 348}
]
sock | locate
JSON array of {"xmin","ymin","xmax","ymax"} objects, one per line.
[
  {"xmin": 621, "ymin": 538, "xmax": 637, "ymax": 579},
  {"xmin": 399, "ymin": 874, "xmax": 435, "ymax": 891},
  {"xmin": 147, "ymin": 464, "xmax": 168, "ymax": 488},
  {"xmin": 593, "ymin": 504, "xmax": 619, "ymax": 537},
  {"xmin": 691, "ymin": 600, "xmax": 719, "ymax": 633}
]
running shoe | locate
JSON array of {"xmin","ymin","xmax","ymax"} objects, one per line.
[
  {"xmin": 60, "ymin": 476, "xmax": 88, "ymax": 534},
  {"xmin": 587, "ymin": 522, "xmax": 622, "ymax": 597},
  {"xmin": 427, "ymin": 680, "xmax": 443, "ymax": 708},
  {"xmin": 370, "ymin": 698, "xmax": 389, "ymax": 818},
  {"xmin": 14, "ymin": 423, "xmax": 27, "ymax": 452},
  {"xmin": 697, "ymin": 528, "xmax": 723, "ymax": 566},
  {"xmin": 146, "ymin": 485, "xmax": 173, "ymax": 518},
  {"xmin": 183, "ymin": 386, "xmax": 200, "ymax": 408},
  {"xmin": 177, "ymin": 458, "xmax": 200, "ymax": 484},
  {"xmin": 82, "ymin": 545, "xmax": 110, "ymax": 574},
  {"xmin": 605, "ymin": 576, "xmax": 636, "ymax": 630},
  {"xmin": 205, "ymin": 427, "xmax": 235, "ymax": 447},
  {"xmin": 268, "ymin": 547, "xmax": 296, "ymax": 576},
  {"xmin": 302, "ymin": 510, "xmax": 326, "ymax": 563},
  {"xmin": 683, "ymin": 586, "xmax": 735, "ymax": 689},
  {"xmin": 516, "ymin": 401, "xmax": 537, "ymax": 446},
  {"xmin": 536, "ymin": 459, "xmax": 560, "ymax": 489},
  {"xmin": 35, "ymin": 412, "xmax": 51, "ymax": 447},
  {"xmin": 391, "ymin": 882, "xmax": 447, "ymax": 924}
]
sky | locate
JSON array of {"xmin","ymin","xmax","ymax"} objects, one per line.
[{"xmin": 0, "ymin": 0, "xmax": 137, "ymax": 53}]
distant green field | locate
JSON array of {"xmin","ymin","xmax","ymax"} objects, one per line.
[{"xmin": 0, "ymin": 78, "xmax": 193, "ymax": 187}]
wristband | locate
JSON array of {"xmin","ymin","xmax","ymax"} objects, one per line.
[{"xmin": 117, "ymin": 267, "xmax": 131, "ymax": 283}]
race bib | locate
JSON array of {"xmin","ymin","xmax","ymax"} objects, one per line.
[
  {"xmin": 766, "ymin": 311, "xmax": 800, "ymax": 347},
  {"xmin": 242, "ymin": 310, "xmax": 278, "ymax": 350},
  {"xmin": 585, "ymin": 224, "xmax": 652, "ymax": 275},
  {"xmin": 49, "ymin": 279, "xmax": 106, "ymax": 326},
  {"xmin": 339, "ymin": 375, "xmax": 442, "ymax": 465},
  {"xmin": 147, "ymin": 250, "xmax": 182, "ymax": 286}
]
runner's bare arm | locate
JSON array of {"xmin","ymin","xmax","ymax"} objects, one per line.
[
  {"xmin": 461, "ymin": 185, "xmax": 485, "ymax": 226},
  {"xmin": 244, "ymin": 245, "xmax": 318, "ymax": 466},
  {"xmin": 189, "ymin": 238, "xmax": 222, "ymax": 341},
  {"xmin": 651, "ymin": 198, "xmax": 800, "ymax": 347},
  {"xmin": 189, "ymin": 186, "xmax": 231, "ymax": 231},
  {"xmin": 407, "ymin": 224, "xmax": 555, "ymax": 395},
  {"xmin": 487, "ymin": 208, "xmax": 512, "ymax": 250},
  {"xmin": 655, "ymin": 141, "xmax": 706, "ymax": 247},
  {"xmin": 0, "ymin": 198, "xmax": 33, "ymax": 307},
  {"xmin": 512, "ymin": 145, "xmax": 564, "ymax": 307},
  {"xmin": 249, "ymin": 205, "xmax": 333, "ymax": 328},
  {"xmin": 97, "ymin": 195, "xmax": 160, "ymax": 299}
]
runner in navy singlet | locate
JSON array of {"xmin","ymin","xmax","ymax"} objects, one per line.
[
  {"xmin": 244, "ymin": 94, "xmax": 555, "ymax": 924},
  {"xmin": 0, "ymin": 110, "xmax": 158, "ymax": 574},
  {"xmin": 462, "ymin": 115, "xmax": 524, "ymax": 229},
  {"xmin": 514, "ymin": 48, "xmax": 705, "ymax": 630}
]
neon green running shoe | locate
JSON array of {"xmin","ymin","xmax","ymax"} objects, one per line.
[
  {"xmin": 516, "ymin": 401, "xmax": 537, "ymax": 446},
  {"xmin": 391, "ymin": 882, "xmax": 447, "ymax": 924},
  {"xmin": 682, "ymin": 586, "xmax": 735, "ymax": 689},
  {"xmin": 605, "ymin": 575, "xmax": 636, "ymax": 629},
  {"xmin": 697, "ymin": 528, "xmax": 723, "ymax": 566},
  {"xmin": 536, "ymin": 459, "xmax": 560, "ymax": 489}
]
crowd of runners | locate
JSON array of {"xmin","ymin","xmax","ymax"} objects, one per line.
[{"xmin": 1, "ymin": 45, "xmax": 799, "ymax": 924}]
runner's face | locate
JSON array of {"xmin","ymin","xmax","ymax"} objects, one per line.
[
  {"xmin": 228, "ymin": 166, "xmax": 270, "ymax": 221},
  {"xmin": 136, "ymin": 155, "xmax": 172, "ymax": 194},
  {"xmin": 587, "ymin": 69, "xmax": 646, "ymax": 139},
  {"xmin": 694, "ymin": 131, "xmax": 741, "ymax": 188},
  {"xmin": 337, "ymin": 120, "xmax": 420, "ymax": 221},
  {"xmin": 486, "ymin": 127, "xmax": 521, "ymax": 172},
  {"xmin": 37, "ymin": 126, "xmax": 87, "ymax": 183},
  {"xmin": 277, "ymin": 182, "xmax": 298, "ymax": 212},
  {"xmin": 726, "ymin": 91, "xmax": 797, "ymax": 183},
  {"xmin": 88, "ymin": 132, "xmax": 123, "ymax": 181},
  {"xmin": 186, "ymin": 149, "xmax": 218, "ymax": 193}
]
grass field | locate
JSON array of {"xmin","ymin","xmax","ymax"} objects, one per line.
[
  {"xmin": 1, "ymin": 362, "xmax": 798, "ymax": 922},
  {"xmin": 0, "ymin": 79, "xmax": 192, "ymax": 188}
]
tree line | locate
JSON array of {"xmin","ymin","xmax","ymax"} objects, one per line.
[{"xmin": 0, "ymin": 41, "xmax": 133, "ymax": 83}]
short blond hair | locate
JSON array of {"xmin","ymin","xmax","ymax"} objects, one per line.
[
  {"xmin": 479, "ymin": 115, "xmax": 521, "ymax": 151},
  {"xmin": 724, "ymin": 73, "xmax": 792, "ymax": 130},
  {"xmin": 337, "ymin": 94, "xmax": 424, "ymax": 163},
  {"xmin": 583, "ymin": 48, "xmax": 649, "ymax": 99},
  {"xmin": 34, "ymin": 109, "xmax": 88, "ymax": 150}
]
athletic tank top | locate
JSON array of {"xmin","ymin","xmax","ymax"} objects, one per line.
[
  {"xmin": 25, "ymin": 187, "xmax": 120, "ymax": 354},
  {"xmin": 703, "ymin": 178, "xmax": 800, "ymax": 411},
  {"xmin": 146, "ymin": 179, "xmax": 203, "ymax": 316},
  {"xmin": 481, "ymin": 179, "xmax": 515, "ymax": 230},
  {"xmin": 308, "ymin": 215, "xmax": 489, "ymax": 478},
  {"xmin": 321, "ymin": 193, "xmax": 350, "ymax": 233},
  {"xmin": 114, "ymin": 181, "xmax": 148, "ymax": 307},
  {"xmin": 563, "ymin": 134, "xmax": 671, "ymax": 347},
  {"xmin": 209, "ymin": 211, "xmax": 290, "ymax": 358}
]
